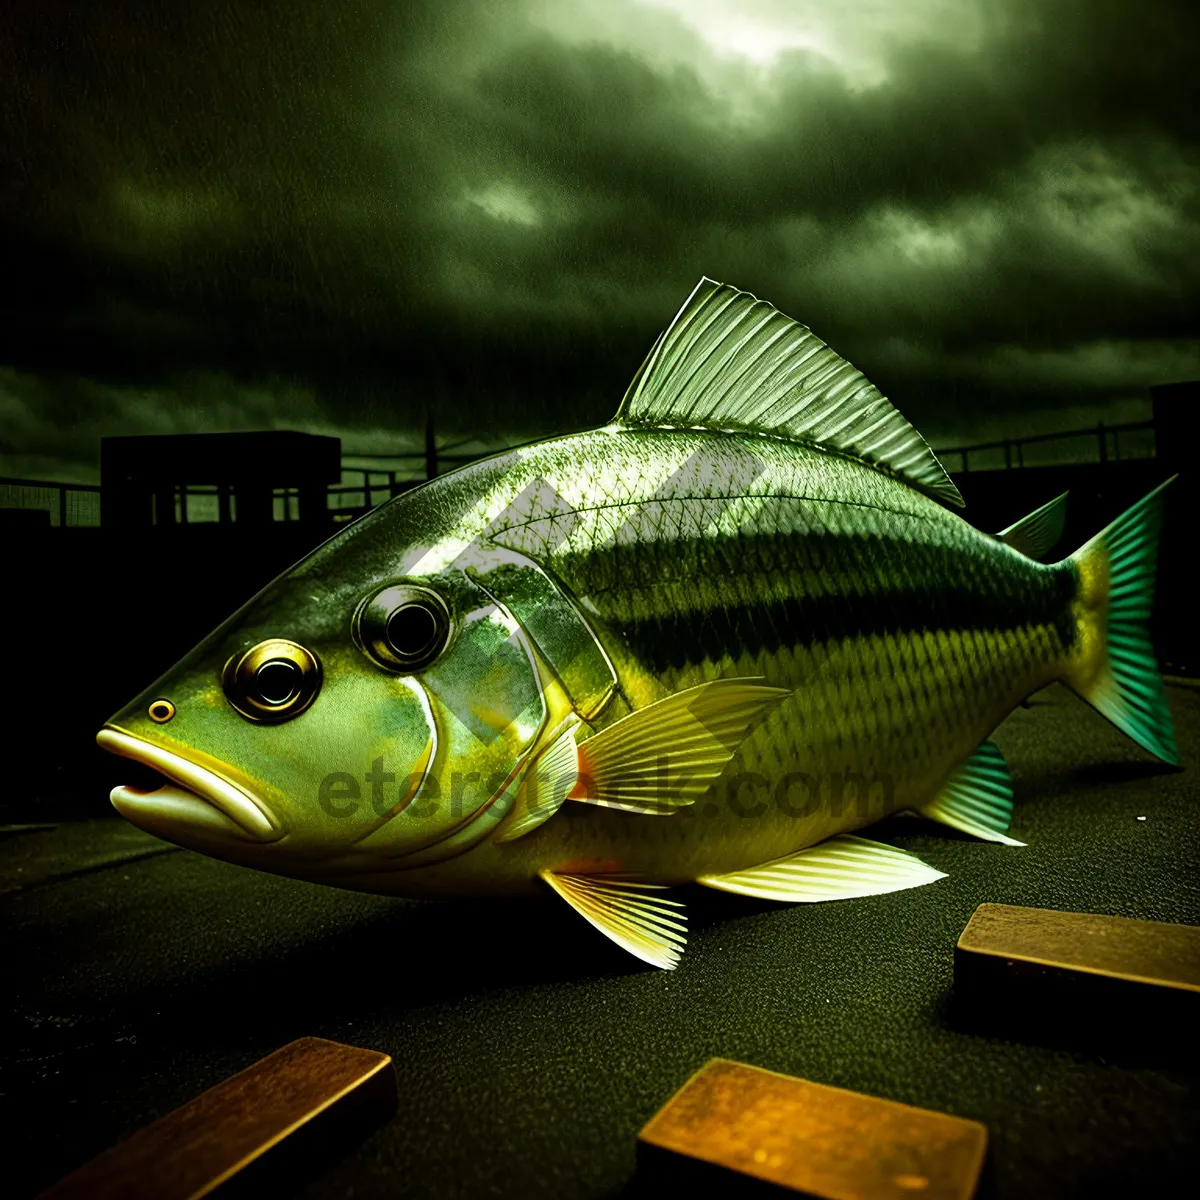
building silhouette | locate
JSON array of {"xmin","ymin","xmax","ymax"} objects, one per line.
[{"xmin": 99, "ymin": 431, "xmax": 341, "ymax": 528}]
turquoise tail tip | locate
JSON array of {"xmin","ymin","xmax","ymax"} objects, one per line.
[{"xmin": 1067, "ymin": 478, "xmax": 1180, "ymax": 767}]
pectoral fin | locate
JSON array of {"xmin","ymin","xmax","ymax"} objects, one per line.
[
  {"xmin": 494, "ymin": 719, "xmax": 581, "ymax": 843},
  {"xmin": 540, "ymin": 870, "xmax": 687, "ymax": 969},
  {"xmin": 697, "ymin": 835, "xmax": 947, "ymax": 902},
  {"xmin": 571, "ymin": 678, "xmax": 789, "ymax": 814},
  {"xmin": 918, "ymin": 741, "xmax": 1024, "ymax": 845}
]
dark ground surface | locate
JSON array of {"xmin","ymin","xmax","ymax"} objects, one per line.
[{"xmin": 3, "ymin": 683, "xmax": 1198, "ymax": 1199}]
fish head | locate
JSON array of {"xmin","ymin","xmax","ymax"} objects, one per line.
[{"xmin": 96, "ymin": 466, "xmax": 560, "ymax": 882}]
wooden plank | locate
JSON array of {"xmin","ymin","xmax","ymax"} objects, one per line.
[
  {"xmin": 37, "ymin": 1037, "xmax": 396, "ymax": 1200},
  {"xmin": 639, "ymin": 1058, "xmax": 987, "ymax": 1199},
  {"xmin": 956, "ymin": 903, "xmax": 1200, "ymax": 993},
  {"xmin": 953, "ymin": 904, "xmax": 1200, "ymax": 1052}
]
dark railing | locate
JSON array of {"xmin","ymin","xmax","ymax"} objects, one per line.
[
  {"xmin": 933, "ymin": 419, "xmax": 1155, "ymax": 473},
  {"xmin": 0, "ymin": 418, "xmax": 1159, "ymax": 528},
  {"xmin": 333, "ymin": 446, "xmax": 499, "ymax": 520},
  {"xmin": 0, "ymin": 441, "xmax": 500, "ymax": 528},
  {"xmin": 0, "ymin": 476, "xmax": 102, "ymax": 527}
]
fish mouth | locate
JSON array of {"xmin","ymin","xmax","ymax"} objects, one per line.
[{"xmin": 97, "ymin": 727, "xmax": 281, "ymax": 844}]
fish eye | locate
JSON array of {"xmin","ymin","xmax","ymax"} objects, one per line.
[
  {"xmin": 148, "ymin": 699, "xmax": 175, "ymax": 723},
  {"xmin": 222, "ymin": 639, "xmax": 322, "ymax": 724},
  {"xmin": 387, "ymin": 604, "xmax": 439, "ymax": 659},
  {"xmin": 354, "ymin": 583, "xmax": 452, "ymax": 672},
  {"xmin": 255, "ymin": 659, "xmax": 302, "ymax": 705}
]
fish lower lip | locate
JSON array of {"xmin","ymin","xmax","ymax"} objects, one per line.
[{"xmin": 96, "ymin": 728, "xmax": 279, "ymax": 842}]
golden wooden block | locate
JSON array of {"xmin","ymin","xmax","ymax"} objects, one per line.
[
  {"xmin": 639, "ymin": 1058, "xmax": 987, "ymax": 1199},
  {"xmin": 36, "ymin": 1036, "xmax": 396, "ymax": 1199},
  {"xmin": 956, "ymin": 903, "xmax": 1200, "ymax": 993}
]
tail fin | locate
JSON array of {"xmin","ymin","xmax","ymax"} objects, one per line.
[{"xmin": 1063, "ymin": 478, "xmax": 1178, "ymax": 765}]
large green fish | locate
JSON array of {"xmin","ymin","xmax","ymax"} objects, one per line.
[{"xmin": 98, "ymin": 279, "xmax": 1178, "ymax": 968}]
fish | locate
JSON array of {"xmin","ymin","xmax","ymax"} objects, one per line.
[{"xmin": 97, "ymin": 278, "xmax": 1179, "ymax": 969}]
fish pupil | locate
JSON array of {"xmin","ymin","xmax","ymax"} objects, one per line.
[
  {"xmin": 387, "ymin": 603, "xmax": 439, "ymax": 660},
  {"xmin": 255, "ymin": 659, "xmax": 302, "ymax": 705}
]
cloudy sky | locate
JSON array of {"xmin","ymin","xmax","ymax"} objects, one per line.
[{"xmin": 2, "ymin": 0, "xmax": 1198, "ymax": 481}]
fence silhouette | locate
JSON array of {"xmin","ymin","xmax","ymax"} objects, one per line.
[
  {"xmin": 0, "ymin": 419, "xmax": 1161, "ymax": 529},
  {"xmin": 935, "ymin": 419, "xmax": 1155, "ymax": 473},
  {"xmin": 0, "ymin": 476, "xmax": 102, "ymax": 527}
]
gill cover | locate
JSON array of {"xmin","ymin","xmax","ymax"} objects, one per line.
[
  {"xmin": 462, "ymin": 545, "xmax": 617, "ymax": 720},
  {"xmin": 351, "ymin": 565, "xmax": 551, "ymax": 859},
  {"xmin": 348, "ymin": 538, "xmax": 619, "ymax": 862}
]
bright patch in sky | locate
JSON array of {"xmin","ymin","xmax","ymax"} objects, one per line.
[
  {"xmin": 534, "ymin": 0, "xmax": 993, "ymax": 85},
  {"xmin": 878, "ymin": 210, "xmax": 970, "ymax": 266},
  {"xmin": 642, "ymin": 1, "xmax": 837, "ymax": 68},
  {"xmin": 466, "ymin": 181, "xmax": 541, "ymax": 227}
]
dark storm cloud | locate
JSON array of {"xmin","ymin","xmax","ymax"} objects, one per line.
[{"xmin": 1, "ymin": 0, "xmax": 1198, "ymax": 475}]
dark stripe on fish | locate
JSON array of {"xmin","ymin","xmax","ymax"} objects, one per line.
[{"xmin": 569, "ymin": 534, "xmax": 1077, "ymax": 674}]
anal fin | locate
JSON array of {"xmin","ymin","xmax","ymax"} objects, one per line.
[
  {"xmin": 918, "ymin": 741, "xmax": 1024, "ymax": 845},
  {"xmin": 697, "ymin": 834, "xmax": 946, "ymax": 902},
  {"xmin": 540, "ymin": 871, "xmax": 687, "ymax": 969}
]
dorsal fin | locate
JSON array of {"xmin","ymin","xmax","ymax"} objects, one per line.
[{"xmin": 614, "ymin": 278, "xmax": 964, "ymax": 508}]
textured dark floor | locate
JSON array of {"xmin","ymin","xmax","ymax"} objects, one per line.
[{"xmin": 3, "ymin": 683, "xmax": 1198, "ymax": 1199}]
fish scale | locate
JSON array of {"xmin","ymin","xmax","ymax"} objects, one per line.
[{"xmin": 497, "ymin": 432, "xmax": 1073, "ymax": 671}]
